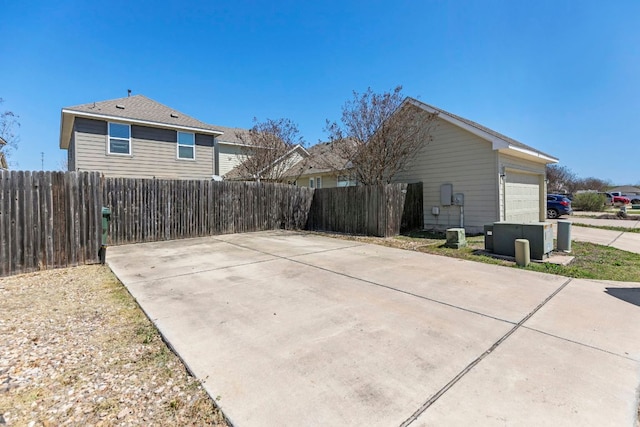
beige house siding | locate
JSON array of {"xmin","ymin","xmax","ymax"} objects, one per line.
[
  {"xmin": 282, "ymin": 151, "xmax": 305, "ymax": 172},
  {"xmin": 72, "ymin": 118, "xmax": 215, "ymax": 179},
  {"xmin": 498, "ymin": 153, "xmax": 547, "ymax": 222},
  {"xmin": 297, "ymin": 173, "xmax": 338, "ymax": 188},
  {"xmin": 394, "ymin": 118, "xmax": 499, "ymax": 233},
  {"xmin": 218, "ymin": 143, "xmax": 247, "ymax": 177}
]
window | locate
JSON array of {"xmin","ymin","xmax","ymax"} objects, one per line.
[
  {"xmin": 337, "ymin": 175, "xmax": 357, "ymax": 187},
  {"xmin": 316, "ymin": 176, "xmax": 322, "ymax": 189},
  {"xmin": 108, "ymin": 123, "xmax": 131, "ymax": 155},
  {"xmin": 177, "ymin": 132, "xmax": 195, "ymax": 159},
  {"xmin": 309, "ymin": 177, "xmax": 315, "ymax": 188}
]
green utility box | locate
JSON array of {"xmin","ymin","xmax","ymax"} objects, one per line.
[
  {"xmin": 445, "ymin": 228, "xmax": 467, "ymax": 249},
  {"xmin": 100, "ymin": 207, "xmax": 111, "ymax": 264},
  {"xmin": 491, "ymin": 222, "xmax": 554, "ymax": 261}
]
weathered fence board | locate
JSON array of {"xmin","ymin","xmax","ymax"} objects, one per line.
[
  {"xmin": 102, "ymin": 179, "xmax": 315, "ymax": 245},
  {"xmin": 0, "ymin": 171, "xmax": 102, "ymax": 277},
  {"xmin": 1, "ymin": 171, "xmax": 421, "ymax": 277},
  {"xmin": 306, "ymin": 183, "xmax": 409, "ymax": 237}
]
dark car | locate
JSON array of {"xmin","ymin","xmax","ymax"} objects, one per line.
[{"xmin": 547, "ymin": 194, "xmax": 573, "ymax": 219}]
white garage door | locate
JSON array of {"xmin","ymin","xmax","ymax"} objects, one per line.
[{"xmin": 505, "ymin": 172, "xmax": 540, "ymax": 223}]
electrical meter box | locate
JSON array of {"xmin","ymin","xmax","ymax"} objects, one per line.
[
  {"xmin": 440, "ymin": 183, "xmax": 453, "ymax": 206},
  {"xmin": 492, "ymin": 222, "xmax": 554, "ymax": 260}
]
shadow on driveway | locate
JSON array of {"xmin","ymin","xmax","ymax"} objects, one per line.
[{"xmin": 605, "ymin": 287, "xmax": 640, "ymax": 308}]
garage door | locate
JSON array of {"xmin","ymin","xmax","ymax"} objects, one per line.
[{"xmin": 505, "ymin": 172, "xmax": 540, "ymax": 222}]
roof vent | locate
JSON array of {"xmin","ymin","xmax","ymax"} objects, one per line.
[
  {"xmin": 170, "ymin": 113, "xmax": 179, "ymax": 118},
  {"xmin": 116, "ymin": 104, "xmax": 125, "ymax": 109}
]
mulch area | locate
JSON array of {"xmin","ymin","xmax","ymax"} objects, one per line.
[{"xmin": 0, "ymin": 265, "xmax": 228, "ymax": 426}]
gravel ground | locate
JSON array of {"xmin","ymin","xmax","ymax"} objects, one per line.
[{"xmin": 0, "ymin": 265, "xmax": 228, "ymax": 427}]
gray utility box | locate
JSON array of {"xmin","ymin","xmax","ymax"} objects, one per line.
[
  {"xmin": 484, "ymin": 224, "xmax": 494, "ymax": 252},
  {"xmin": 491, "ymin": 222, "xmax": 554, "ymax": 260}
]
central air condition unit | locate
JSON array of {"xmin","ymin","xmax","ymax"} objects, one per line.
[{"xmin": 491, "ymin": 222, "xmax": 554, "ymax": 260}]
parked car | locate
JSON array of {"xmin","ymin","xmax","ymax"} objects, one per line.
[
  {"xmin": 598, "ymin": 192, "xmax": 630, "ymax": 206},
  {"xmin": 547, "ymin": 194, "xmax": 573, "ymax": 219}
]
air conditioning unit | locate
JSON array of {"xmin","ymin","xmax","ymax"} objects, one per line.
[{"xmin": 491, "ymin": 222, "xmax": 554, "ymax": 260}]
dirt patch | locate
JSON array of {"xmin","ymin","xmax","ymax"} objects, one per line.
[
  {"xmin": 0, "ymin": 265, "xmax": 228, "ymax": 426},
  {"xmin": 596, "ymin": 213, "xmax": 640, "ymax": 220}
]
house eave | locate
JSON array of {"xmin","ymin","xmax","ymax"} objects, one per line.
[
  {"xmin": 405, "ymin": 98, "xmax": 558, "ymax": 165},
  {"xmin": 59, "ymin": 109, "xmax": 224, "ymax": 149},
  {"xmin": 498, "ymin": 145, "xmax": 558, "ymax": 164}
]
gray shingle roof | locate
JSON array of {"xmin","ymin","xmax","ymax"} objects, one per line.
[
  {"xmin": 284, "ymin": 140, "xmax": 353, "ymax": 177},
  {"xmin": 407, "ymin": 98, "xmax": 557, "ymax": 161},
  {"xmin": 211, "ymin": 125, "xmax": 253, "ymax": 144},
  {"xmin": 63, "ymin": 95, "xmax": 222, "ymax": 133}
]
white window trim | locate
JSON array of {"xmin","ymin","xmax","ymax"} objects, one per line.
[
  {"xmin": 337, "ymin": 175, "xmax": 357, "ymax": 187},
  {"xmin": 177, "ymin": 131, "xmax": 196, "ymax": 161},
  {"xmin": 107, "ymin": 122, "xmax": 132, "ymax": 156},
  {"xmin": 316, "ymin": 176, "xmax": 322, "ymax": 189},
  {"xmin": 309, "ymin": 177, "xmax": 315, "ymax": 188}
]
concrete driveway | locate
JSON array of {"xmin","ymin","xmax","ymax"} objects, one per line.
[{"xmin": 107, "ymin": 231, "xmax": 640, "ymax": 426}]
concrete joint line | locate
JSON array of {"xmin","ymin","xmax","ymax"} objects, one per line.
[
  {"xmin": 399, "ymin": 278, "xmax": 574, "ymax": 427},
  {"xmin": 286, "ymin": 256, "xmax": 513, "ymax": 324},
  {"xmin": 120, "ymin": 257, "xmax": 278, "ymax": 285},
  {"xmin": 521, "ymin": 326, "xmax": 639, "ymax": 362},
  {"xmin": 213, "ymin": 237, "xmax": 363, "ymax": 258},
  {"xmin": 608, "ymin": 231, "xmax": 626, "ymax": 246}
]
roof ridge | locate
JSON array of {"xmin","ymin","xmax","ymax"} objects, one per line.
[{"xmin": 406, "ymin": 97, "xmax": 557, "ymax": 161}]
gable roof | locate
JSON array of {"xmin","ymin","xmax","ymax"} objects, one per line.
[
  {"xmin": 406, "ymin": 98, "xmax": 558, "ymax": 164},
  {"xmin": 284, "ymin": 139, "xmax": 354, "ymax": 178},
  {"xmin": 60, "ymin": 95, "xmax": 225, "ymax": 148},
  {"xmin": 224, "ymin": 144, "xmax": 309, "ymax": 180},
  {"xmin": 212, "ymin": 125, "xmax": 254, "ymax": 145}
]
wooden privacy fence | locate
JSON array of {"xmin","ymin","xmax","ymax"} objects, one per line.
[
  {"xmin": 306, "ymin": 183, "xmax": 410, "ymax": 237},
  {"xmin": 400, "ymin": 182, "xmax": 423, "ymax": 232},
  {"xmin": 104, "ymin": 179, "xmax": 315, "ymax": 245},
  {"xmin": 0, "ymin": 171, "xmax": 103, "ymax": 276},
  {"xmin": 0, "ymin": 171, "xmax": 421, "ymax": 277}
]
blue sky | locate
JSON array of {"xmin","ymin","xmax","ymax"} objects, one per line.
[{"xmin": 2, "ymin": 0, "xmax": 639, "ymax": 184}]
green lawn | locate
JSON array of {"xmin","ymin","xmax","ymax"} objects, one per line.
[
  {"xmin": 572, "ymin": 223, "xmax": 640, "ymax": 233},
  {"xmin": 325, "ymin": 230, "xmax": 640, "ymax": 282}
]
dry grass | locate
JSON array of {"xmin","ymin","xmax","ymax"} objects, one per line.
[{"xmin": 0, "ymin": 265, "xmax": 228, "ymax": 426}]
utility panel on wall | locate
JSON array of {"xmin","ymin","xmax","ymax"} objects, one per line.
[{"xmin": 440, "ymin": 183, "xmax": 453, "ymax": 206}]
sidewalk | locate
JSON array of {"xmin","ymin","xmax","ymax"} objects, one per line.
[
  {"xmin": 563, "ymin": 215, "xmax": 640, "ymax": 229},
  {"xmin": 550, "ymin": 217, "xmax": 640, "ymax": 254}
]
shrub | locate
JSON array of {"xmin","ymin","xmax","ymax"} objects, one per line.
[{"xmin": 572, "ymin": 192, "xmax": 606, "ymax": 211}]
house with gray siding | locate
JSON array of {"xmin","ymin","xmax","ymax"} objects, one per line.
[
  {"xmin": 393, "ymin": 98, "xmax": 558, "ymax": 233},
  {"xmin": 59, "ymin": 95, "xmax": 249, "ymax": 179}
]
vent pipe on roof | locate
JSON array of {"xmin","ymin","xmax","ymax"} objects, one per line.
[{"xmin": 127, "ymin": 89, "xmax": 131, "ymax": 97}]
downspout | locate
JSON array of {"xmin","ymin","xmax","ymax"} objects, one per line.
[{"xmin": 213, "ymin": 137, "xmax": 220, "ymax": 176}]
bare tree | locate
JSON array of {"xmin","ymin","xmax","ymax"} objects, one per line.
[
  {"xmin": 574, "ymin": 176, "xmax": 611, "ymax": 192},
  {"xmin": 546, "ymin": 164, "xmax": 576, "ymax": 193},
  {"xmin": 0, "ymin": 98, "xmax": 20, "ymax": 161},
  {"xmin": 324, "ymin": 86, "xmax": 438, "ymax": 185},
  {"xmin": 233, "ymin": 118, "xmax": 306, "ymax": 183}
]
